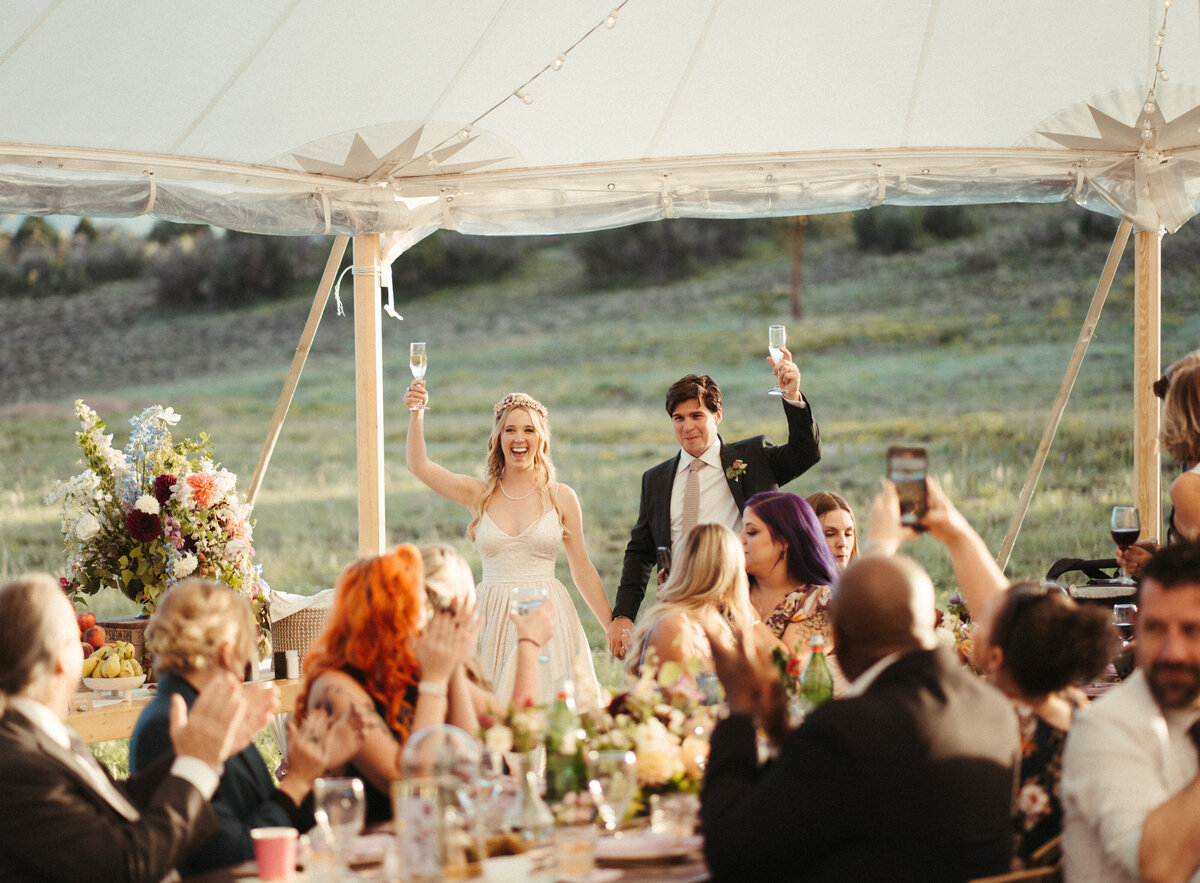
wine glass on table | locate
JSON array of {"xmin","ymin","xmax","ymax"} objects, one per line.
[
  {"xmin": 1112, "ymin": 603, "xmax": 1137, "ymax": 649},
  {"xmin": 1110, "ymin": 506, "xmax": 1141, "ymax": 585},
  {"xmin": 586, "ymin": 749, "xmax": 637, "ymax": 834},
  {"xmin": 313, "ymin": 776, "xmax": 366, "ymax": 874},
  {"xmin": 408, "ymin": 342, "xmax": 427, "ymax": 412},
  {"xmin": 767, "ymin": 325, "xmax": 786, "ymax": 396}
]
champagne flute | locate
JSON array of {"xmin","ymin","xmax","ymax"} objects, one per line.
[
  {"xmin": 586, "ymin": 749, "xmax": 637, "ymax": 833},
  {"xmin": 511, "ymin": 583, "xmax": 553, "ymax": 704},
  {"xmin": 1112, "ymin": 603, "xmax": 1137, "ymax": 648},
  {"xmin": 313, "ymin": 776, "xmax": 366, "ymax": 873},
  {"xmin": 408, "ymin": 342, "xmax": 428, "ymax": 414},
  {"xmin": 1110, "ymin": 506, "xmax": 1141, "ymax": 584},
  {"xmin": 767, "ymin": 325, "xmax": 786, "ymax": 396}
]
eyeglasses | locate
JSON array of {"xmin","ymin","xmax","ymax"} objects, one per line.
[{"xmin": 989, "ymin": 581, "xmax": 1068, "ymax": 652}]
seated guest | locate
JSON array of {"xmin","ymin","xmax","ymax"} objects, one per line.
[
  {"xmin": 295, "ymin": 544, "xmax": 478, "ymax": 824},
  {"xmin": 1063, "ymin": 542, "xmax": 1200, "ymax": 883},
  {"xmin": 742, "ymin": 491, "xmax": 840, "ymax": 650},
  {"xmin": 626, "ymin": 523, "xmax": 764, "ymax": 680},
  {"xmin": 0, "ymin": 573, "xmax": 274, "ymax": 883},
  {"xmin": 701, "ymin": 554, "xmax": 1020, "ymax": 882},
  {"xmin": 868, "ymin": 477, "xmax": 1115, "ymax": 868},
  {"xmin": 806, "ymin": 490, "xmax": 859, "ymax": 570},
  {"xmin": 420, "ymin": 543, "xmax": 555, "ymax": 712},
  {"xmin": 130, "ymin": 578, "xmax": 364, "ymax": 876}
]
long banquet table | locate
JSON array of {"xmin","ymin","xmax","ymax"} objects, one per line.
[{"xmin": 68, "ymin": 678, "xmax": 306, "ymax": 744}]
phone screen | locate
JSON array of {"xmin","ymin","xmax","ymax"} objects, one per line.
[{"xmin": 887, "ymin": 446, "xmax": 928, "ymax": 528}]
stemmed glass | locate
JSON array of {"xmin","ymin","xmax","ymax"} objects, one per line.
[
  {"xmin": 586, "ymin": 749, "xmax": 637, "ymax": 833},
  {"xmin": 511, "ymin": 583, "xmax": 553, "ymax": 704},
  {"xmin": 1110, "ymin": 506, "xmax": 1141, "ymax": 584},
  {"xmin": 313, "ymin": 776, "xmax": 366, "ymax": 873},
  {"xmin": 1112, "ymin": 603, "xmax": 1137, "ymax": 648},
  {"xmin": 408, "ymin": 342, "xmax": 427, "ymax": 412},
  {"xmin": 767, "ymin": 325, "xmax": 786, "ymax": 396}
]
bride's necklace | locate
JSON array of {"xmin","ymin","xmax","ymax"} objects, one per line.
[{"xmin": 499, "ymin": 480, "xmax": 536, "ymax": 501}]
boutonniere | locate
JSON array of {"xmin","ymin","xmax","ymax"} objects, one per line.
[{"xmin": 725, "ymin": 459, "xmax": 748, "ymax": 481}]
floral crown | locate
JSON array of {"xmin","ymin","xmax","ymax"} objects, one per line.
[{"xmin": 493, "ymin": 392, "xmax": 548, "ymax": 421}]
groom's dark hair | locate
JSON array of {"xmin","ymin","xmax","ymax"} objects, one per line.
[{"xmin": 665, "ymin": 374, "xmax": 721, "ymax": 416}]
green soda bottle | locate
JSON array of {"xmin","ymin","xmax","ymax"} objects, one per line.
[
  {"xmin": 544, "ymin": 680, "xmax": 587, "ymax": 802},
  {"xmin": 799, "ymin": 634, "xmax": 834, "ymax": 713}
]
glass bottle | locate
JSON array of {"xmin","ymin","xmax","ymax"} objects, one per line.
[
  {"xmin": 799, "ymin": 634, "xmax": 833, "ymax": 714},
  {"xmin": 544, "ymin": 680, "xmax": 587, "ymax": 802}
]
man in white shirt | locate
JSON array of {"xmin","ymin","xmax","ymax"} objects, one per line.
[
  {"xmin": 1062, "ymin": 542, "xmax": 1200, "ymax": 882},
  {"xmin": 0, "ymin": 573, "xmax": 276, "ymax": 883},
  {"xmin": 607, "ymin": 348, "xmax": 822, "ymax": 657}
]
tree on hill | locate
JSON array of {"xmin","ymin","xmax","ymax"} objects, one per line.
[{"xmin": 11, "ymin": 216, "xmax": 60, "ymax": 252}]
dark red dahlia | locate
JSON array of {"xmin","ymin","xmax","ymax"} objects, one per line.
[
  {"xmin": 153, "ymin": 473, "xmax": 177, "ymax": 505},
  {"xmin": 126, "ymin": 509, "xmax": 162, "ymax": 543}
]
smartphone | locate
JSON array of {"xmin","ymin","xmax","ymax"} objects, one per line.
[
  {"xmin": 887, "ymin": 446, "xmax": 929, "ymax": 530},
  {"xmin": 656, "ymin": 546, "xmax": 672, "ymax": 577}
]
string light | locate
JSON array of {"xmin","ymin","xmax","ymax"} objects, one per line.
[
  {"xmin": 605, "ymin": 10, "xmax": 618, "ymax": 28},
  {"xmin": 458, "ymin": 127, "xmax": 471, "ymax": 140},
  {"xmin": 552, "ymin": 54, "xmax": 565, "ymax": 70},
  {"xmin": 1137, "ymin": 0, "xmax": 1173, "ymax": 151}
]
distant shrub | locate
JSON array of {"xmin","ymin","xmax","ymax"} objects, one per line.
[
  {"xmin": 11, "ymin": 216, "xmax": 60, "ymax": 252},
  {"xmin": 922, "ymin": 205, "xmax": 975, "ymax": 240},
  {"xmin": 73, "ymin": 217, "xmax": 99, "ymax": 242},
  {"xmin": 853, "ymin": 207, "xmax": 919, "ymax": 253},
  {"xmin": 1078, "ymin": 210, "xmax": 1120, "ymax": 242},
  {"xmin": 84, "ymin": 239, "xmax": 146, "ymax": 283},
  {"xmin": 574, "ymin": 219, "xmax": 761, "ymax": 289},
  {"xmin": 388, "ymin": 231, "xmax": 526, "ymax": 296},
  {"xmin": 147, "ymin": 220, "xmax": 213, "ymax": 244}
]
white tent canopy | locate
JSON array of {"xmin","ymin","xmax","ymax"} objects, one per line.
[
  {"xmin": 3, "ymin": 0, "xmax": 1196, "ymax": 556},
  {"xmin": 3, "ymin": 0, "xmax": 1200, "ymax": 240}
]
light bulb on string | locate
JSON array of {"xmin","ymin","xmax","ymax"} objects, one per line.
[
  {"xmin": 1159, "ymin": 68, "xmax": 1170, "ymax": 81},
  {"xmin": 552, "ymin": 55, "xmax": 565, "ymax": 70},
  {"xmin": 514, "ymin": 89, "xmax": 533, "ymax": 105},
  {"xmin": 1144, "ymin": 100, "xmax": 1156, "ymax": 114},
  {"xmin": 604, "ymin": 10, "xmax": 617, "ymax": 28},
  {"xmin": 458, "ymin": 127, "xmax": 471, "ymax": 141}
]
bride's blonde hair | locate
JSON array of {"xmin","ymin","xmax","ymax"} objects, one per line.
[
  {"xmin": 467, "ymin": 393, "xmax": 565, "ymax": 540},
  {"xmin": 626, "ymin": 524, "xmax": 754, "ymax": 677}
]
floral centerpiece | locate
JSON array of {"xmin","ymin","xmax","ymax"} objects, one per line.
[
  {"xmin": 583, "ymin": 660, "xmax": 717, "ymax": 816},
  {"xmin": 937, "ymin": 592, "xmax": 976, "ymax": 672},
  {"xmin": 46, "ymin": 400, "xmax": 270, "ymax": 653}
]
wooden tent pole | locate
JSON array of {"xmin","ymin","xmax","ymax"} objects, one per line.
[
  {"xmin": 246, "ymin": 235, "xmax": 349, "ymax": 508},
  {"xmin": 996, "ymin": 220, "xmax": 1132, "ymax": 571},
  {"xmin": 1134, "ymin": 229, "xmax": 1162, "ymax": 543},
  {"xmin": 353, "ymin": 234, "xmax": 386, "ymax": 557}
]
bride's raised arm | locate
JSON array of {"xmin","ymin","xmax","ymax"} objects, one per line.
[
  {"xmin": 404, "ymin": 379, "xmax": 483, "ymax": 509},
  {"xmin": 556, "ymin": 483, "xmax": 613, "ymax": 630}
]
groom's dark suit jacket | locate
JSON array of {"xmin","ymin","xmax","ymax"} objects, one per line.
[
  {"xmin": 702, "ymin": 648, "xmax": 1020, "ymax": 883},
  {"xmin": 0, "ymin": 706, "xmax": 217, "ymax": 883},
  {"xmin": 613, "ymin": 399, "xmax": 821, "ymax": 622}
]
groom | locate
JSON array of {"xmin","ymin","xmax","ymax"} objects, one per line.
[{"xmin": 606, "ymin": 349, "xmax": 821, "ymax": 658}]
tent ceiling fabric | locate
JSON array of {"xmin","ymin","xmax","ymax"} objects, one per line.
[{"xmin": 3, "ymin": 0, "xmax": 1200, "ymax": 242}]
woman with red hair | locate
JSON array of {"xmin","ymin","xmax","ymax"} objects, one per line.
[{"xmin": 296, "ymin": 544, "xmax": 477, "ymax": 823}]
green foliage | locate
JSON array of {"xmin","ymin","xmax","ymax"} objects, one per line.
[
  {"xmin": 388, "ymin": 230, "xmax": 528, "ymax": 297},
  {"xmin": 12, "ymin": 215, "xmax": 60, "ymax": 251},
  {"xmin": 147, "ymin": 220, "xmax": 212, "ymax": 244},
  {"xmin": 922, "ymin": 205, "xmax": 975, "ymax": 240},
  {"xmin": 852, "ymin": 206, "xmax": 919, "ymax": 253},
  {"xmin": 73, "ymin": 217, "xmax": 99, "ymax": 242}
]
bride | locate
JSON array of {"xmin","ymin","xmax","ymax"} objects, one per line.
[{"xmin": 403, "ymin": 380, "xmax": 609, "ymax": 704}]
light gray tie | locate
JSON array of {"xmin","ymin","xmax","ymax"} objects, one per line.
[{"xmin": 680, "ymin": 459, "xmax": 705, "ymax": 539}]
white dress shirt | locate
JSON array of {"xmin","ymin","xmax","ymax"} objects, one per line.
[
  {"xmin": 670, "ymin": 440, "xmax": 742, "ymax": 548},
  {"xmin": 1061, "ymin": 669, "xmax": 1200, "ymax": 883}
]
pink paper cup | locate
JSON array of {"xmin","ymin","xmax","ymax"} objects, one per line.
[{"xmin": 250, "ymin": 826, "xmax": 298, "ymax": 881}]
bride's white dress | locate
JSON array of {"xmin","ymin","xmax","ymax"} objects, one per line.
[{"xmin": 474, "ymin": 508, "xmax": 601, "ymax": 706}]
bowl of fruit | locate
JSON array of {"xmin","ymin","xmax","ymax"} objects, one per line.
[{"xmin": 82, "ymin": 641, "xmax": 147, "ymax": 698}]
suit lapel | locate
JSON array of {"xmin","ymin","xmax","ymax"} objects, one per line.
[
  {"xmin": 22, "ymin": 715, "xmax": 142, "ymax": 822},
  {"xmin": 652, "ymin": 453, "xmax": 681, "ymax": 546},
  {"xmin": 719, "ymin": 441, "xmax": 747, "ymax": 511}
]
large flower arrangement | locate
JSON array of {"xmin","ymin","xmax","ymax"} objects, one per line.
[
  {"xmin": 46, "ymin": 400, "xmax": 269, "ymax": 648},
  {"xmin": 584, "ymin": 661, "xmax": 717, "ymax": 808}
]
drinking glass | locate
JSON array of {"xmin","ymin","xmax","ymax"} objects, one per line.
[
  {"xmin": 1112, "ymin": 603, "xmax": 1137, "ymax": 648},
  {"xmin": 1110, "ymin": 506, "xmax": 1141, "ymax": 583},
  {"xmin": 510, "ymin": 583, "xmax": 549, "ymax": 616},
  {"xmin": 408, "ymin": 342, "xmax": 427, "ymax": 412},
  {"xmin": 586, "ymin": 749, "xmax": 637, "ymax": 833},
  {"xmin": 767, "ymin": 325, "xmax": 786, "ymax": 396},
  {"xmin": 313, "ymin": 776, "xmax": 365, "ymax": 873}
]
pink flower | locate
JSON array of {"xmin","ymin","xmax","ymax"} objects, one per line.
[{"xmin": 186, "ymin": 473, "xmax": 220, "ymax": 508}]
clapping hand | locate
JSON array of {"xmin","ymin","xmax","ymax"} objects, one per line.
[
  {"xmin": 414, "ymin": 599, "xmax": 479, "ymax": 686},
  {"xmin": 169, "ymin": 671, "xmax": 277, "ymax": 770},
  {"xmin": 279, "ymin": 705, "xmax": 366, "ymax": 801},
  {"xmin": 703, "ymin": 621, "xmax": 789, "ymax": 746}
]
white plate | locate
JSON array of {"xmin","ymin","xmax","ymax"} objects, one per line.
[
  {"xmin": 83, "ymin": 675, "xmax": 146, "ymax": 692},
  {"xmin": 594, "ymin": 831, "xmax": 703, "ymax": 865}
]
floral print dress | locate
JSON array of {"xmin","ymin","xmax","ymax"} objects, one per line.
[
  {"xmin": 1011, "ymin": 691, "xmax": 1087, "ymax": 867},
  {"xmin": 763, "ymin": 584, "xmax": 832, "ymax": 645}
]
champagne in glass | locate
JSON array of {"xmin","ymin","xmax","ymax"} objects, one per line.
[
  {"xmin": 1110, "ymin": 505, "xmax": 1140, "ymax": 583},
  {"xmin": 410, "ymin": 342, "xmax": 427, "ymax": 381},
  {"xmin": 767, "ymin": 325, "xmax": 786, "ymax": 396},
  {"xmin": 510, "ymin": 583, "xmax": 549, "ymax": 616}
]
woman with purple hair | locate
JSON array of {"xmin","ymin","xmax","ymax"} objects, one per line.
[{"xmin": 741, "ymin": 491, "xmax": 840, "ymax": 652}]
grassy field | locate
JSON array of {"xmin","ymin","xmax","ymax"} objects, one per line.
[{"xmin": 4, "ymin": 203, "xmax": 1200, "ymax": 663}]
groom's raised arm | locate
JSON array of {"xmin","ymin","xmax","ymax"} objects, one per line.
[{"xmin": 764, "ymin": 396, "xmax": 821, "ymax": 486}]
